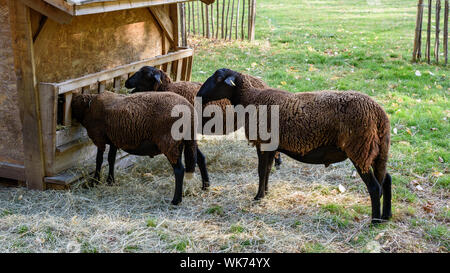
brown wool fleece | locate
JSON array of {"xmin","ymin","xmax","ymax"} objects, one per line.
[
  {"xmin": 232, "ymin": 72, "xmax": 391, "ymax": 179},
  {"xmin": 157, "ymin": 71, "xmax": 269, "ymax": 132},
  {"xmin": 71, "ymin": 91, "xmax": 197, "ymax": 170}
]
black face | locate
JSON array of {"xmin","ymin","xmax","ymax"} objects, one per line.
[
  {"xmin": 125, "ymin": 66, "xmax": 166, "ymax": 93},
  {"xmin": 196, "ymin": 68, "xmax": 238, "ymax": 105}
]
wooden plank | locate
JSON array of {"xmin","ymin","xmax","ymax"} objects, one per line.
[
  {"xmin": 181, "ymin": 57, "xmax": 188, "ymax": 81},
  {"xmin": 63, "ymin": 92, "xmax": 72, "ymax": 126},
  {"xmin": 73, "ymin": 0, "xmax": 190, "ymax": 16},
  {"xmin": 113, "ymin": 76, "xmax": 122, "ymax": 91},
  {"xmin": 166, "ymin": 61, "xmax": 173, "ymax": 78},
  {"xmin": 38, "ymin": 83, "xmax": 57, "ymax": 176},
  {"xmin": 44, "ymin": 48, "xmax": 193, "ymax": 94},
  {"xmin": 98, "ymin": 80, "xmax": 106, "ymax": 93},
  {"xmin": 186, "ymin": 55, "xmax": 193, "ymax": 81},
  {"xmin": 0, "ymin": 162, "xmax": 26, "ymax": 181},
  {"xmin": 9, "ymin": 0, "xmax": 46, "ymax": 190},
  {"xmin": 175, "ymin": 58, "xmax": 183, "ymax": 81},
  {"xmin": 170, "ymin": 3, "xmax": 179, "ymax": 49},
  {"xmin": 42, "ymin": 0, "xmax": 74, "ymax": 15},
  {"xmin": 55, "ymin": 124, "xmax": 87, "ymax": 147},
  {"xmin": 149, "ymin": 5, "xmax": 174, "ymax": 43},
  {"xmin": 20, "ymin": 0, "xmax": 73, "ymax": 24},
  {"xmin": 45, "ymin": 152, "xmax": 137, "ymax": 186}
]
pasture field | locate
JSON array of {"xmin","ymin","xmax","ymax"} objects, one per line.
[{"xmin": 0, "ymin": 0, "xmax": 448, "ymax": 252}]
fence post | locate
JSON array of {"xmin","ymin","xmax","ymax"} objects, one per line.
[
  {"xmin": 413, "ymin": 0, "xmax": 424, "ymax": 62},
  {"xmin": 435, "ymin": 0, "xmax": 441, "ymax": 63}
]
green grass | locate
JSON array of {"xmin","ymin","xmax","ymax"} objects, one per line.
[
  {"xmin": 189, "ymin": 0, "xmax": 448, "ymax": 252},
  {"xmin": 192, "ymin": 0, "xmax": 449, "ymax": 188}
]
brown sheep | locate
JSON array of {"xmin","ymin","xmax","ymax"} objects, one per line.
[
  {"xmin": 124, "ymin": 66, "xmax": 282, "ymax": 168},
  {"xmin": 71, "ymin": 91, "xmax": 209, "ymax": 205},
  {"xmin": 196, "ymin": 68, "xmax": 392, "ymax": 224}
]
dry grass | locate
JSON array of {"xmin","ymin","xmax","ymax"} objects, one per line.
[{"xmin": 0, "ymin": 130, "xmax": 447, "ymax": 253}]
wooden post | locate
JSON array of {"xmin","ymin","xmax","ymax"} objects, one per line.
[
  {"xmin": 170, "ymin": 3, "xmax": 180, "ymax": 50},
  {"xmin": 192, "ymin": 1, "xmax": 196, "ymax": 35},
  {"xmin": 435, "ymin": 0, "xmax": 441, "ymax": 63},
  {"xmin": 216, "ymin": 0, "xmax": 219, "ymax": 38},
  {"xmin": 180, "ymin": 3, "xmax": 187, "ymax": 46},
  {"xmin": 426, "ymin": 0, "xmax": 432, "ymax": 63},
  {"xmin": 201, "ymin": 2, "xmax": 205, "ymax": 36},
  {"xmin": 196, "ymin": 0, "xmax": 201, "ymax": 36},
  {"xmin": 413, "ymin": 0, "xmax": 424, "ymax": 61},
  {"xmin": 444, "ymin": 0, "xmax": 449, "ymax": 65},
  {"xmin": 187, "ymin": 2, "xmax": 190, "ymax": 36},
  {"xmin": 221, "ymin": 0, "xmax": 225, "ymax": 38},
  {"xmin": 236, "ymin": 0, "xmax": 240, "ymax": 39},
  {"xmin": 229, "ymin": 0, "xmax": 235, "ymax": 39},
  {"xmin": 225, "ymin": 0, "xmax": 231, "ymax": 38},
  {"xmin": 248, "ymin": 0, "xmax": 256, "ymax": 41},
  {"xmin": 211, "ymin": 4, "xmax": 214, "ymax": 39},
  {"xmin": 8, "ymin": 0, "xmax": 46, "ymax": 190},
  {"xmin": 205, "ymin": 3, "xmax": 210, "ymax": 38},
  {"xmin": 241, "ymin": 0, "xmax": 245, "ymax": 39}
]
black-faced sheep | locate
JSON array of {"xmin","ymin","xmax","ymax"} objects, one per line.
[
  {"xmin": 196, "ymin": 68, "xmax": 392, "ymax": 224},
  {"xmin": 71, "ymin": 91, "xmax": 209, "ymax": 205},
  {"xmin": 124, "ymin": 66, "xmax": 283, "ymax": 168}
]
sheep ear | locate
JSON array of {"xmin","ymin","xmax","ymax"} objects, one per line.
[
  {"xmin": 153, "ymin": 73, "xmax": 162, "ymax": 84},
  {"xmin": 224, "ymin": 76, "xmax": 236, "ymax": 87}
]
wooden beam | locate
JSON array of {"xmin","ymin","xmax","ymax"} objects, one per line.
[
  {"xmin": 20, "ymin": 0, "xmax": 73, "ymax": 24},
  {"xmin": 42, "ymin": 0, "xmax": 74, "ymax": 15},
  {"xmin": 0, "ymin": 162, "xmax": 26, "ymax": 181},
  {"xmin": 149, "ymin": 5, "xmax": 175, "ymax": 43},
  {"xmin": 73, "ymin": 0, "xmax": 190, "ymax": 16},
  {"xmin": 9, "ymin": 0, "xmax": 46, "ymax": 190},
  {"xmin": 43, "ymin": 48, "xmax": 193, "ymax": 94},
  {"xmin": 170, "ymin": 3, "xmax": 179, "ymax": 49},
  {"xmin": 38, "ymin": 83, "xmax": 58, "ymax": 176}
]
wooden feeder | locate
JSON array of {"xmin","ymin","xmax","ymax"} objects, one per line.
[{"xmin": 0, "ymin": 0, "xmax": 212, "ymax": 190}]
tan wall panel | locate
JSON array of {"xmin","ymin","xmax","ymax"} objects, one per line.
[
  {"xmin": 0, "ymin": 0, "xmax": 24, "ymax": 165},
  {"xmin": 35, "ymin": 7, "xmax": 163, "ymax": 83}
]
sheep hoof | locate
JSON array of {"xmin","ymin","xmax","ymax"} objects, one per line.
[
  {"xmin": 382, "ymin": 213, "xmax": 392, "ymax": 220},
  {"xmin": 185, "ymin": 172, "xmax": 194, "ymax": 180},
  {"xmin": 171, "ymin": 199, "xmax": 181, "ymax": 205},
  {"xmin": 106, "ymin": 177, "xmax": 115, "ymax": 185},
  {"xmin": 371, "ymin": 218, "xmax": 383, "ymax": 225},
  {"xmin": 254, "ymin": 194, "xmax": 264, "ymax": 201},
  {"xmin": 202, "ymin": 182, "xmax": 210, "ymax": 190}
]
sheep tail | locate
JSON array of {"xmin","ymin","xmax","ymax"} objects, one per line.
[
  {"xmin": 183, "ymin": 140, "xmax": 197, "ymax": 176},
  {"xmin": 372, "ymin": 120, "xmax": 391, "ymax": 186}
]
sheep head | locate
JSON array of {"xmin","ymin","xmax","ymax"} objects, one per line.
[
  {"xmin": 197, "ymin": 68, "xmax": 240, "ymax": 105},
  {"xmin": 71, "ymin": 93, "xmax": 96, "ymax": 124},
  {"xmin": 125, "ymin": 66, "xmax": 172, "ymax": 93}
]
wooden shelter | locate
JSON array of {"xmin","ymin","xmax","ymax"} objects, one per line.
[{"xmin": 0, "ymin": 0, "xmax": 212, "ymax": 190}]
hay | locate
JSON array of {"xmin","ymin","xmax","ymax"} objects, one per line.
[{"xmin": 0, "ymin": 129, "xmax": 448, "ymax": 252}]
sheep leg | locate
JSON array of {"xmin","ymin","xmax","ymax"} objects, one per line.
[
  {"xmin": 196, "ymin": 148, "xmax": 210, "ymax": 190},
  {"xmin": 381, "ymin": 173, "xmax": 392, "ymax": 220},
  {"xmin": 274, "ymin": 152, "xmax": 282, "ymax": 170},
  {"xmin": 87, "ymin": 147, "xmax": 105, "ymax": 187},
  {"xmin": 106, "ymin": 145, "xmax": 117, "ymax": 185},
  {"xmin": 255, "ymin": 149, "xmax": 276, "ymax": 200},
  {"xmin": 353, "ymin": 164, "xmax": 382, "ymax": 224},
  {"xmin": 171, "ymin": 156, "xmax": 185, "ymax": 205}
]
